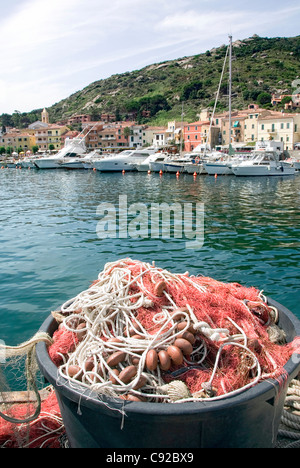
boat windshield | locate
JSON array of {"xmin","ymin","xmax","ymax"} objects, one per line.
[
  {"xmin": 251, "ymin": 151, "xmax": 277, "ymax": 163},
  {"xmin": 133, "ymin": 153, "xmax": 150, "ymax": 158}
]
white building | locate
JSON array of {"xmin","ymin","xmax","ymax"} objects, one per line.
[{"xmin": 128, "ymin": 125, "xmax": 145, "ymax": 148}]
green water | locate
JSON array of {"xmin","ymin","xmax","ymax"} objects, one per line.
[{"xmin": 0, "ymin": 169, "xmax": 299, "ymax": 349}]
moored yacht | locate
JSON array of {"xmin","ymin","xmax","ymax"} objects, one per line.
[
  {"xmin": 232, "ymin": 149, "xmax": 295, "ymax": 177},
  {"xmin": 204, "ymin": 152, "xmax": 234, "ymax": 175},
  {"xmin": 82, "ymin": 150, "xmax": 105, "ymax": 169},
  {"xmin": 21, "ymin": 157, "xmax": 37, "ymax": 169},
  {"xmin": 134, "ymin": 152, "xmax": 169, "ymax": 172},
  {"xmin": 93, "ymin": 148, "xmax": 158, "ymax": 172},
  {"xmin": 33, "ymin": 138, "xmax": 87, "ymax": 169}
]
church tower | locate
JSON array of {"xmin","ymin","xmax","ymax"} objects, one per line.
[{"xmin": 41, "ymin": 108, "xmax": 49, "ymax": 124}]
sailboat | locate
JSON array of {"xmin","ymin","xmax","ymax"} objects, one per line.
[{"xmin": 204, "ymin": 35, "xmax": 237, "ymax": 175}]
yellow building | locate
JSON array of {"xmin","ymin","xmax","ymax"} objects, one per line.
[
  {"xmin": 0, "ymin": 132, "xmax": 36, "ymax": 152},
  {"xmin": 34, "ymin": 125, "xmax": 69, "ymax": 151},
  {"xmin": 257, "ymin": 113, "xmax": 300, "ymax": 150}
]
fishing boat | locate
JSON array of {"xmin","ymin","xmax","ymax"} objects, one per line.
[
  {"xmin": 231, "ymin": 147, "xmax": 295, "ymax": 177},
  {"xmin": 92, "ymin": 147, "xmax": 158, "ymax": 172},
  {"xmin": 33, "ymin": 138, "xmax": 87, "ymax": 169}
]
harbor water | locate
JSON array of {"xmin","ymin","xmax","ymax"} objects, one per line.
[{"xmin": 0, "ymin": 168, "xmax": 299, "ymax": 353}]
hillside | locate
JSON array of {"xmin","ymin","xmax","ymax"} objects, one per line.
[{"xmin": 2, "ymin": 35, "xmax": 300, "ymax": 128}]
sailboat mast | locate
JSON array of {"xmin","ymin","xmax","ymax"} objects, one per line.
[{"xmin": 228, "ymin": 35, "xmax": 233, "ymax": 153}]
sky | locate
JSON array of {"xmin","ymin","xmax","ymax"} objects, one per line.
[{"xmin": 0, "ymin": 0, "xmax": 300, "ymax": 115}]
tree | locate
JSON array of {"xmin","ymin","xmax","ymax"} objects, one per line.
[
  {"xmin": 123, "ymin": 127, "xmax": 132, "ymax": 143},
  {"xmin": 257, "ymin": 92, "xmax": 271, "ymax": 106},
  {"xmin": 32, "ymin": 145, "xmax": 39, "ymax": 154}
]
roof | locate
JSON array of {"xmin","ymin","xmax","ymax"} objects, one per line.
[{"xmin": 259, "ymin": 112, "xmax": 299, "ymax": 121}]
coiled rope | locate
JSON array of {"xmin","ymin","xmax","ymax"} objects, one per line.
[{"xmin": 277, "ymin": 378, "xmax": 300, "ymax": 448}]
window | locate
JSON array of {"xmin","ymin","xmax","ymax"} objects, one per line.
[
  {"xmin": 287, "ymin": 123, "xmax": 290, "ymax": 129},
  {"xmin": 281, "ymin": 123, "xmax": 284, "ymax": 129},
  {"xmin": 272, "ymin": 124, "xmax": 275, "ymax": 132}
]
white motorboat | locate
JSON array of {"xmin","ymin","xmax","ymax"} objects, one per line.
[
  {"xmin": 287, "ymin": 158, "xmax": 300, "ymax": 171},
  {"xmin": 184, "ymin": 162, "xmax": 204, "ymax": 174},
  {"xmin": 59, "ymin": 157, "xmax": 86, "ymax": 169},
  {"xmin": 81, "ymin": 150, "xmax": 105, "ymax": 169},
  {"xmin": 93, "ymin": 148, "xmax": 158, "ymax": 172},
  {"xmin": 33, "ymin": 138, "xmax": 87, "ymax": 169},
  {"xmin": 5, "ymin": 158, "xmax": 19, "ymax": 168},
  {"xmin": 231, "ymin": 149, "xmax": 295, "ymax": 177},
  {"xmin": 294, "ymin": 161, "xmax": 300, "ymax": 171},
  {"xmin": 204, "ymin": 152, "xmax": 234, "ymax": 175},
  {"xmin": 149, "ymin": 154, "xmax": 174, "ymax": 173},
  {"xmin": 161, "ymin": 154, "xmax": 199, "ymax": 173},
  {"xmin": 21, "ymin": 157, "xmax": 38, "ymax": 169},
  {"xmin": 204, "ymin": 152, "xmax": 254, "ymax": 175},
  {"xmin": 135, "ymin": 152, "xmax": 170, "ymax": 172}
]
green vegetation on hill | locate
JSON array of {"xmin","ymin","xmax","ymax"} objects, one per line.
[{"xmin": 1, "ymin": 35, "xmax": 300, "ymax": 129}]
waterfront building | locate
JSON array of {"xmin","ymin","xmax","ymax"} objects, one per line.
[
  {"xmin": 1, "ymin": 131, "xmax": 35, "ymax": 153},
  {"xmin": 83, "ymin": 122, "xmax": 133, "ymax": 150},
  {"xmin": 142, "ymin": 126, "xmax": 165, "ymax": 147},
  {"xmin": 184, "ymin": 121, "xmax": 220, "ymax": 151},
  {"xmin": 34, "ymin": 125, "xmax": 69, "ymax": 151},
  {"xmin": 128, "ymin": 124, "xmax": 146, "ymax": 148},
  {"xmin": 257, "ymin": 113, "xmax": 300, "ymax": 150}
]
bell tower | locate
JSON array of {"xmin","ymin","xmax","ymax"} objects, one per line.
[{"xmin": 41, "ymin": 108, "xmax": 49, "ymax": 124}]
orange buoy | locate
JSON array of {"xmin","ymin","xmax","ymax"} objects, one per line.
[
  {"xmin": 93, "ymin": 167, "xmax": 96, "ymax": 172},
  {"xmin": 193, "ymin": 172, "xmax": 197, "ymax": 177},
  {"xmin": 159, "ymin": 170, "xmax": 163, "ymax": 175},
  {"xmin": 122, "ymin": 169, "xmax": 125, "ymax": 174},
  {"xmin": 215, "ymin": 173, "xmax": 218, "ymax": 179},
  {"xmin": 176, "ymin": 171, "xmax": 180, "ymax": 177},
  {"xmin": 147, "ymin": 170, "xmax": 151, "ymax": 175}
]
